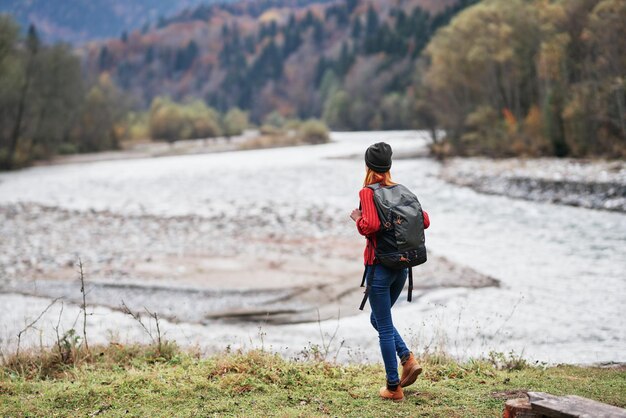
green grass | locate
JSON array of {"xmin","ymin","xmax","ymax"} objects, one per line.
[{"xmin": 1, "ymin": 343, "xmax": 624, "ymax": 417}]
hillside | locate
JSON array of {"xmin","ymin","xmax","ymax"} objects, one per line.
[
  {"xmin": 0, "ymin": 0, "xmax": 229, "ymax": 43},
  {"xmin": 81, "ymin": 0, "xmax": 471, "ymax": 127}
]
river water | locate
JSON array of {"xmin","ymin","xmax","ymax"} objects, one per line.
[{"xmin": 1, "ymin": 131, "xmax": 624, "ymax": 364}]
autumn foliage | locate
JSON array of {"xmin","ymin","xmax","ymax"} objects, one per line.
[
  {"xmin": 83, "ymin": 0, "xmax": 476, "ymax": 130},
  {"xmin": 423, "ymin": 0, "xmax": 626, "ymax": 158}
]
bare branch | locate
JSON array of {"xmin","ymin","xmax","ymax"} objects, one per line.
[
  {"xmin": 120, "ymin": 300, "xmax": 156, "ymax": 344},
  {"xmin": 316, "ymin": 308, "xmax": 342, "ymax": 362},
  {"xmin": 16, "ymin": 297, "xmax": 61, "ymax": 357},
  {"xmin": 53, "ymin": 301, "xmax": 71, "ymax": 363},
  {"xmin": 144, "ymin": 306, "xmax": 163, "ymax": 354},
  {"xmin": 77, "ymin": 256, "xmax": 90, "ymax": 353}
]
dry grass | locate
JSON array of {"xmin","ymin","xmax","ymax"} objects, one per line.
[{"xmin": 1, "ymin": 340, "xmax": 183, "ymax": 380}]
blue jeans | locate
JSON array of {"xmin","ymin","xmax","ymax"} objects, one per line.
[{"xmin": 366, "ymin": 263, "xmax": 411, "ymax": 385}]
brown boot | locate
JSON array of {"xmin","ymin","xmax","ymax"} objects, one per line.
[
  {"xmin": 400, "ymin": 353, "xmax": 422, "ymax": 388},
  {"xmin": 379, "ymin": 384, "xmax": 404, "ymax": 401}
]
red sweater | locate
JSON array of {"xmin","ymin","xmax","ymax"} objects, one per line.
[{"xmin": 356, "ymin": 187, "xmax": 430, "ymax": 265}]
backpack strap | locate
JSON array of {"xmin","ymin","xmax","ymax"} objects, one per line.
[
  {"xmin": 359, "ymin": 266, "xmax": 414, "ymax": 309},
  {"xmin": 407, "ymin": 267, "xmax": 413, "ymax": 302},
  {"xmin": 366, "ymin": 182, "xmax": 382, "ymax": 191},
  {"xmin": 358, "ymin": 265, "xmax": 376, "ymax": 310}
]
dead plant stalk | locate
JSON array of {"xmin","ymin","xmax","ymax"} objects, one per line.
[
  {"xmin": 16, "ymin": 297, "xmax": 60, "ymax": 357},
  {"xmin": 77, "ymin": 256, "xmax": 90, "ymax": 354}
]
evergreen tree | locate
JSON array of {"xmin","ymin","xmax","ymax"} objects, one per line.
[
  {"xmin": 8, "ymin": 23, "xmax": 40, "ymax": 164},
  {"xmin": 351, "ymin": 17, "xmax": 362, "ymax": 39},
  {"xmin": 98, "ymin": 46, "xmax": 111, "ymax": 70},
  {"xmin": 364, "ymin": 5, "xmax": 381, "ymax": 53},
  {"xmin": 313, "ymin": 19, "xmax": 324, "ymax": 47},
  {"xmin": 145, "ymin": 46, "xmax": 154, "ymax": 64},
  {"xmin": 336, "ymin": 42, "xmax": 354, "ymax": 77}
]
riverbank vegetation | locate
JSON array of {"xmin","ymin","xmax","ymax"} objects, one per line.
[
  {"xmin": 80, "ymin": 0, "xmax": 476, "ymax": 130},
  {"xmin": 239, "ymin": 115, "xmax": 329, "ymax": 150},
  {"xmin": 423, "ymin": 0, "xmax": 625, "ymax": 158},
  {"xmin": 139, "ymin": 97, "xmax": 249, "ymax": 143},
  {"xmin": 0, "ymin": 18, "xmax": 128, "ymax": 170},
  {"xmin": 1, "ymin": 0, "xmax": 623, "ymax": 170},
  {"xmin": 0, "ymin": 13, "xmax": 335, "ymax": 170},
  {"xmin": 1, "ymin": 341, "xmax": 624, "ymax": 416},
  {"xmin": 0, "ymin": 14, "xmax": 250, "ymax": 170},
  {"xmin": 79, "ymin": 0, "xmax": 623, "ymax": 159}
]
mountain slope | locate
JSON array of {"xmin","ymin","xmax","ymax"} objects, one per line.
[
  {"xmin": 0, "ymin": 0, "xmax": 226, "ymax": 43},
  {"xmin": 82, "ymin": 0, "xmax": 472, "ymax": 128}
]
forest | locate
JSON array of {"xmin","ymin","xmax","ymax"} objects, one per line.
[
  {"xmin": 424, "ymin": 0, "xmax": 625, "ymax": 158},
  {"xmin": 0, "ymin": 0, "xmax": 624, "ymax": 169},
  {"xmin": 84, "ymin": 0, "xmax": 472, "ymax": 128},
  {"xmin": 0, "ymin": 18, "xmax": 127, "ymax": 169},
  {"xmin": 86, "ymin": 0, "xmax": 624, "ymax": 159}
]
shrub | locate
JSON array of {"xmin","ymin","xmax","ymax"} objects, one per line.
[
  {"xmin": 262, "ymin": 111, "xmax": 286, "ymax": 128},
  {"xmin": 183, "ymin": 100, "xmax": 222, "ymax": 139},
  {"xmin": 222, "ymin": 108, "xmax": 249, "ymax": 138},
  {"xmin": 239, "ymin": 133, "xmax": 300, "ymax": 150},
  {"xmin": 148, "ymin": 97, "xmax": 222, "ymax": 142},
  {"xmin": 258, "ymin": 124, "xmax": 282, "ymax": 136},
  {"xmin": 123, "ymin": 111, "xmax": 150, "ymax": 141},
  {"xmin": 149, "ymin": 97, "xmax": 185, "ymax": 142},
  {"xmin": 57, "ymin": 143, "xmax": 78, "ymax": 155},
  {"xmin": 298, "ymin": 119, "xmax": 330, "ymax": 144}
]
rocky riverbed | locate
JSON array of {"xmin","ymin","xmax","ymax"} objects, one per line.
[
  {"xmin": 0, "ymin": 202, "xmax": 497, "ymax": 327},
  {"xmin": 1, "ymin": 131, "xmax": 624, "ymax": 364},
  {"xmin": 440, "ymin": 157, "xmax": 626, "ymax": 212}
]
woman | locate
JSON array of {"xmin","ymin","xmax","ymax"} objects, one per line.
[{"xmin": 349, "ymin": 142, "xmax": 430, "ymax": 401}]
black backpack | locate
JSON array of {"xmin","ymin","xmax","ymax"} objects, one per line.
[{"xmin": 358, "ymin": 182, "xmax": 427, "ymax": 310}]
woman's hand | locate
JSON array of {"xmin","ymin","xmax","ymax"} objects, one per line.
[{"xmin": 350, "ymin": 208, "xmax": 362, "ymax": 222}]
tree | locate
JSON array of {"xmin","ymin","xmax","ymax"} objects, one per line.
[
  {"xmin": 423, "ymin": 0, "xmax": 543, "ymax": 155},
  {"xmin": 71, "ymin": 74, "xmax": 126, "ymax": 152},
  {"xmin": 364, "ymin": 4, "xmax": 380, "ymax": 53},
  {"xmin": 380, "ymin": 93, "xmax": 410, "ymax": 130},
  {"xmin": 0, "ymin": 16, "xmax": 127, "ymax": 169},
  {"xmin": 8, "ymin": 24, "xmax": 40, "ymax": 165},
  {"xmin": 312, "ymin": 18, "xmax": 324, "ymax": 47},
  {"xmin": 0, "ymin": 16, "xmax": 21, "ymax": 167},
  {"xmin": 336, "ymin": 42, "xmax": 354, "ymax": 77},
  {"xmin": 421, "ymin": 0, "xmax": 624, "ymax": 157},
  {"xmin": 323, "ymin": 90, "xmax": 351, "ymax": 130},
  {"xmin": 29, "ymin": 44, "xmax": 84, "ymax": 157},
  {"xmin": 351, "ymin": 17, "xmax": 362, "ymax": 39},
  {"xmin": 174, "ymin": 40, "xmax": 198, "ymax": 72},
  {"xmin": 572, "ymin": 0, "xmax": 626, "ymax": 155},
  {"xmin": 319, "ymin": 69, "xmax": 339, "ymax": 104},
  {"xmin": 98, "ymin": 46, "xmax": 112, "ymax": 70},
  {"xmin": 222, "ymin": 108, "xmax": 249, "ymax": 138}
]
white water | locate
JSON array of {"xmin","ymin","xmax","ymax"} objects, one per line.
[{"xmin": 1, "ymin": 131, "xmax": 625, "ymax": 364}]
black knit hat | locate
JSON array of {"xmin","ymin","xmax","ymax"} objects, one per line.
[{"xmin": 365, "ymin": 142, "xmax": 392, "ymax": 173}]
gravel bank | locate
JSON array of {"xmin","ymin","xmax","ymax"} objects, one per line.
[
  {"xmin": 0, "ymin": 202, "xmax": 498, "ymax": 327},
  {"xmin": 440, "ymin": 157, "xmax": 626, "ymax": 212},
  {"xmin": 2, "ymin": 131, "xmax": 623, "ymax": 364}
]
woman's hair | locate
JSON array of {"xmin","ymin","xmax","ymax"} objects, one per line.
[{"xmin": 363, "ymin": 167, "xmax": 396, "ymax": 187}]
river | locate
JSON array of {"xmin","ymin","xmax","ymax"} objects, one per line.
[{"xmin": 1, "ymin": 131, "xmax": 624, "ymax": 365}]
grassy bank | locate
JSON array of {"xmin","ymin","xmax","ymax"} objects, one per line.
[{"xmin": 1, "ymin": 343, "xmax": 624, "ymax": 417}]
